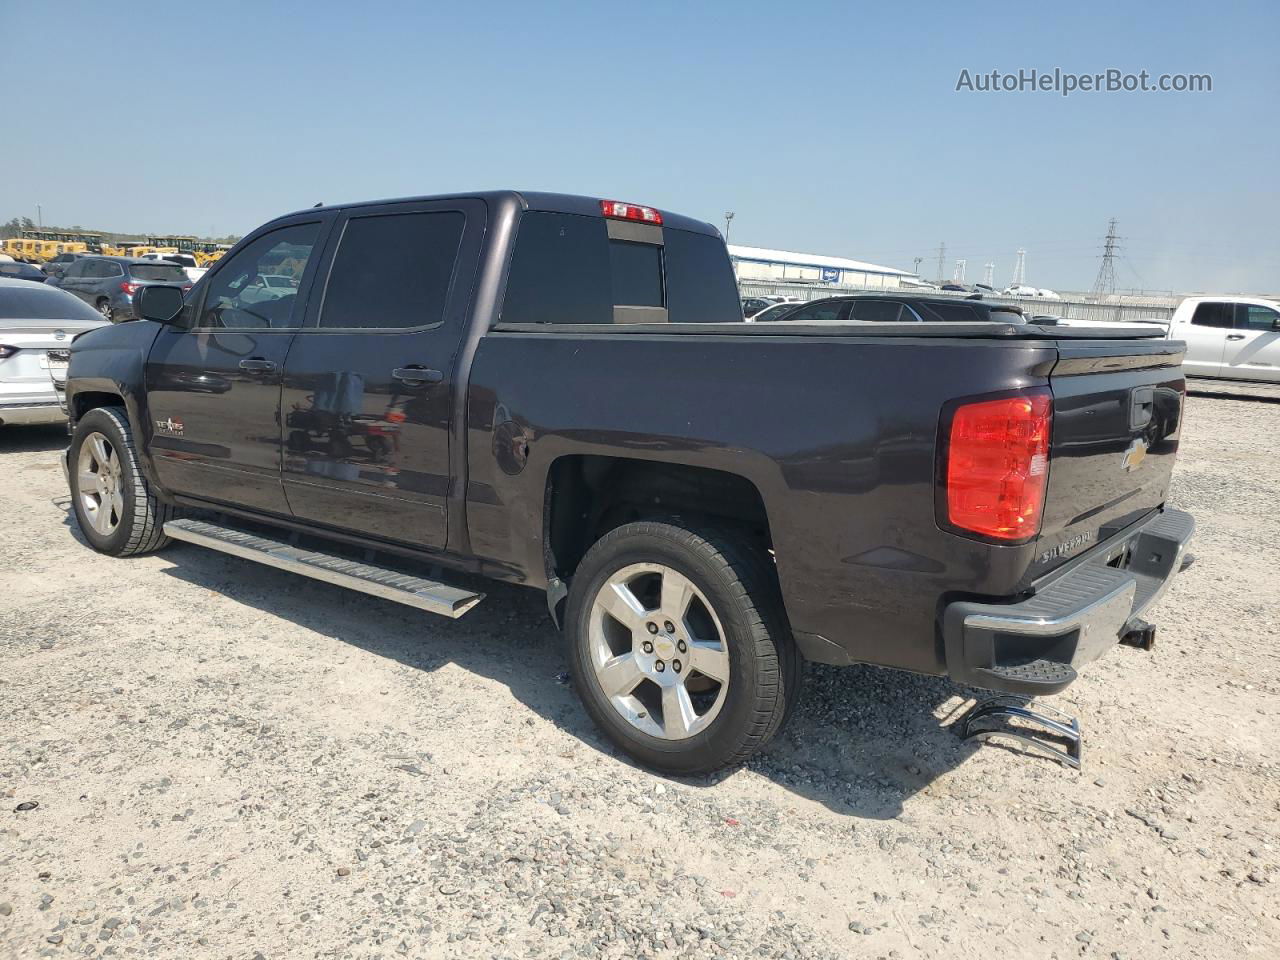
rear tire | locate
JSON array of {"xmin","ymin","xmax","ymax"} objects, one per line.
[
  {"xmin": 565, "ymin": 520, "xmax": 800, "ymax": 775},
  {"xmin": 69, "ymin": 406, "xmax": 175, "ymax": 556}
]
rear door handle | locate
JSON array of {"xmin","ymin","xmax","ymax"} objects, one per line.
[
  {"xmin": 392, "ymin": 366, "xmax": 443, "ymax": 385},
  {"xmin": 1226, "ymin": 333, "xmax": 1246, "ymax": 341},
  {"xmin": 238, "ymin": 358, "xmax": 277, "ymax": 373}
]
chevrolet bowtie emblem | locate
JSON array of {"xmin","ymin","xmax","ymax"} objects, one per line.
[{"xmin": 1121, "ymin": 437, "xmax": 1148, "ymax": 472}]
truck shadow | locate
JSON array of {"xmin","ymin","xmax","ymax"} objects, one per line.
[
  {"xmin": 140, "ymin": 535, "xmax": 1016, "ymax": 821},
  {"xmin": 0, "ymin": 423, "xmax": 68, "ymax": 453}
]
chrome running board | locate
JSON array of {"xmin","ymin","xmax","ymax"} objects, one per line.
[
  {"xmin": 959, "ymin": 695, "xmax": 1082, "ymax": 769},
  {"xmin": 163, "ymin": 518, "xmax": 483, "ymax": 619}
]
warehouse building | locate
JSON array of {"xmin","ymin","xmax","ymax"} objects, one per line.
[{"xmin": 728, "ymin": 243, "xmax": 913, "ymax": 289}]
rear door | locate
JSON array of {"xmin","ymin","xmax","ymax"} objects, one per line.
[
  {"xmin": 1030, "ymin": 339, "xmax": 1186, "ymax": 580},
  {"xmin": 278, "ymin": 199, "xmax": 485, "ymax": 548},
  {"xmin": 1220, "ymin": 302, "xmax": 1280, "ymax": 381},
  {"xmin": 1179, "ymin": 301, "xmax": 1232, "ymax": 377},
  {"xmin": 144, "ymin": 216, "xmax": 331, "ymax": 515}
]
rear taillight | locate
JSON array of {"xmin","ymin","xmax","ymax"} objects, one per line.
[
  {"xmin": 0, "ymin": 345, "xmax": 16, "ymax": 359},
  {"xmin": 942, "ymin": 389, "xmax": 1052, "ymax": 542},
  {"xmin": 599, "ymin": 199, "xmax": 663, "ymax": 225},
  {"xmin": 121, "ymin": 281, "xmax": 141, "ymax": 295}
]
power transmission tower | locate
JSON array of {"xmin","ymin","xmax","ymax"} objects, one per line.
[
  {"xmin": 982, "ymin": 262, "xmax": 994, "ymax": 286},
  {"xmin": 935, "ymin": 243, "xmax": 946, "ymax": 283},
  {"xmin": 1011, "ymin": 249, "xmax": 1026, "ymax": 287},
  {"xmin": 1092, "ymin": 218, "xmax": 1120, "ymax": 295},
  {"xmin": 953, "ymin": 259, "xmax": 966, "ymax": 283}
]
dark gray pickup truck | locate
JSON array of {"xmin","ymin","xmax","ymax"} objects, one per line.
[{"xmin": 60, "ymin": 190, "xmax": 1193, "ymax": 773}]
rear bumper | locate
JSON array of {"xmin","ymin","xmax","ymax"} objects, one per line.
[
  {"xmin": 942, "ymin": 507, "xmax": 1195, "ymax": 696},
  {"xmin": 0, "ymin": 399, "xmax": 67, "ymax": 425}
]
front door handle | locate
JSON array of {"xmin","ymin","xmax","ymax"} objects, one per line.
[
  {"xmin": 1226, "ymin": 333, "xmax": 1246, "ymax": 341},
  {"xmin": 392, "ymin": 366, "xmax": 443, "ymax": 386},
  {"xmin": 239, "ymin": 358, "xmax": 277, "ymax": 373}
]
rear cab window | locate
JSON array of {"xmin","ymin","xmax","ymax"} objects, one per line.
[{"xmin": 500, "ymin": 211, "xmax": 740, "ymax": 325}]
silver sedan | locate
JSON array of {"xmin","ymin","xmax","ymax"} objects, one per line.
[{"xmin": 0, "ymin": 278, "xmax": 109, "ymax": 427}]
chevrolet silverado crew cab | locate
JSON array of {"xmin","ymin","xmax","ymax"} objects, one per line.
[{"xmin": 60, "ymin": 191, "xmax": 1194, "ymax": 774}]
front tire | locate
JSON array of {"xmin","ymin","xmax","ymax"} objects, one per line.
[
  {"xmin": 96, "ymin": 299, "xmax": 112, "ymax": 322},
  {"xmin": 565, "ymin": 521, "xmax": 799, "ymax": 775},
  {"xmin": 69, "ymin": 407, "xmax": 175, "ymax": 556}
]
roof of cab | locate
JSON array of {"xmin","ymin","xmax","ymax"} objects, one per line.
[{"xmin": 276, "ymin": 190, "xmax": 722, "ymax": 237}]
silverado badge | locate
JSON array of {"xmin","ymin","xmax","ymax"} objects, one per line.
[
  {"xmin": 155, "ymin": 417, "xmax": 185, "ymax": 437},
  {"xmin": 1121, "ymin": 437, "xmax": 1148, "ymax": 472}
]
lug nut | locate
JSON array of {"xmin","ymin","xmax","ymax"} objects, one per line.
[
  {"xmin": 647, "ymin": 622, "xmax": 659, "ymax": 634},
  {"xmin": 664, "ymin": 621, "xmax": 675, "ymax": 633},
  {"xmin": 655, "ymin": 660, "xmax": 666, "ymax": 672},
  {"xmin": 672, "ymin": 659, "xmax": 682, "ymax": 672},
  {"xmin": 677, "ymin": 640, "xmax": 687, "ymax": 653},
  {"xmin": 642, "ymin": 641, "xmax": 654, "ymax": 654}
]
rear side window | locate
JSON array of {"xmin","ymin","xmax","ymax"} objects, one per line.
[
  {"xmin": 785, "ymin": 300, "xmax": 849, "ymax": 322},
  {"xmin": 320, "ymin": 211, "xmax": 465, "ymax": 330},
  {"xmin": 1190, "ymin": 302, "xmax": 1234, "ymax": 328},
  {"xmin": 130, "ymin": 263, "xmax": 187, "ymax": 282},
  {"xmin": 922, "ymin": 302, "xmax": 979, "ymax": 322},
  {"xmin": 849, "ymin": 300, "xmax": 903, "ymax": 322}
]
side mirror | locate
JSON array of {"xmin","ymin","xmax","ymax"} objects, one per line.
[{"xmin": 136, "ymin": 284, "xmax": 186, "ymax": 324}]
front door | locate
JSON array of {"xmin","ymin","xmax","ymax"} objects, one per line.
[
  {"xmin": 144, "ymin": 217, "xmax": 330, "ymax": 515},
  {"xmin": 1221, "ymin": 302, "xmax": 1280, "ymax": 381},
  {"xmin": 279, "ymin": 199, "xmax": 485, "ymax": 549}
]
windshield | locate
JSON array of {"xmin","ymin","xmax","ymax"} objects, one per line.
[
  {"xmin": 0, "ymin": 284, "xmax": 104, "ymax": 320},
  {"xmin": 129, "ymin": 263, "xmax": 188, "ymax": 282}
]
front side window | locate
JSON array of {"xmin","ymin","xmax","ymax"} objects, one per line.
[
  {"xmin": 1190, "ymin": 302, "xmax": 1234, "ymax": 328},
  {"xmin": 319, "ymin": 211, "xmax": 465, "ymax": 330},
  {"xmin": 1240, "ymin": 305, "xmax": 1279, "ymax": 331},
  {"xmin": 197, "ymin": 222, "xmax": 320, "ymax": 329}
]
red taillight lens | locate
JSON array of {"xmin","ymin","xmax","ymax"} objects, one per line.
[
  {"xmin": 944, "ymin": 390, "xmax": 1052, "ymax": 541},
  {"xmin": 121, "ymin": 281, "xmax": 141, "ymax": 295},
  {"xmin": 599, "ymin": 199, "xmax": 663, "ymax": 225}
]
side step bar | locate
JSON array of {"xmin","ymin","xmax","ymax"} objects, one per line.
[{"xmin": 163, "ymin": 518, "xmax": 484, "ymax": 619}]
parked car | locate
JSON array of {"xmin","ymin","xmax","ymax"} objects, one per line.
[
  {"xmin": 43, "ymin": 251, "xmax": 96, "ymax": 281},
  {"xmin": 754, "ymin": 294, "xmax": 1028, "ymax": 324},
  {"xmin": 1158, "ymin": 296, "xmax": 1280, "ymax": 382},
  {"xmin": 61, "ymin": 190, "xmax": 1193, "ymax": 774},
  {"xmin": 49, "ymin": 256, "xmax": 191, "ymax": 322},
  {"xmin": 0, "ymin": 278, "xmax": 108, "ymax": 426},
  {"xmin": 0, "ymin": 261, "xmax": 48, "ymax": 284},
  {"xmin": 744, "ymin": 301, "xmax": 804, "ymax": 323},
  {"xmin": 138, "ymin": 251, "xmax": 208, "ymax": 284}
]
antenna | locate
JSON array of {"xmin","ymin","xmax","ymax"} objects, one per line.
[
  {"xmin": 982, "ymin": 262, "xmax": 994, "ymax": 287},
  {"xmin": 1011, "ymin": 248, "xmax": 1026, "ymax": 287},
  {"xmin": 935, "ymin": 242, "xmax": 946, "ymax": 283},
  {"xmin": 1092, "ymin": 218, "xmax": 1120, "ymax": 295}
]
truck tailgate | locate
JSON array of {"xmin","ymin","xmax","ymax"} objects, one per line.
[{"xmin": 1032, "ymin": 339, "xmax": 1186, "ymax": 579}]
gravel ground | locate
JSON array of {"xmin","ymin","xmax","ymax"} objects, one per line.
[{"xmin": 2, "ymin": 393, "xmax": 1277, "ymax": 960}]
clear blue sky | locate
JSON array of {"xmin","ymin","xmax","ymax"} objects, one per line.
[{"xmin": 5, "ymin": 0, "xmax": 1277, "ymax": 293}]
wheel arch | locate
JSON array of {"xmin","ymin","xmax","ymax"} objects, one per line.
[{"xmin": 542, "ymin": 454, "xmax": 775, "ymax": 625}]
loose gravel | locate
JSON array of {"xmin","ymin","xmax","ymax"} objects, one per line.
[{"xmin": 1, "ymin": 391, "xmax": 1277, "ymax": 959}]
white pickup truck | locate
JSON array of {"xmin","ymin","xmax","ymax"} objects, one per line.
[
  {"xmin": 1168, "ymin": 296, "xmax": 1280, "ymax": 382},
  {"xmin": 1055, "ymin": 295, "xmax": 1280, "ymax": 383}
]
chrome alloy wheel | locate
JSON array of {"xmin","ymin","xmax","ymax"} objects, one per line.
[
  {"xmin": 588, "ymin": 563, "xmax": 731, "ymax": 740},
  {"xmin": 77, "ymin": 431, "xmax": 123, "ymax": 536}
]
